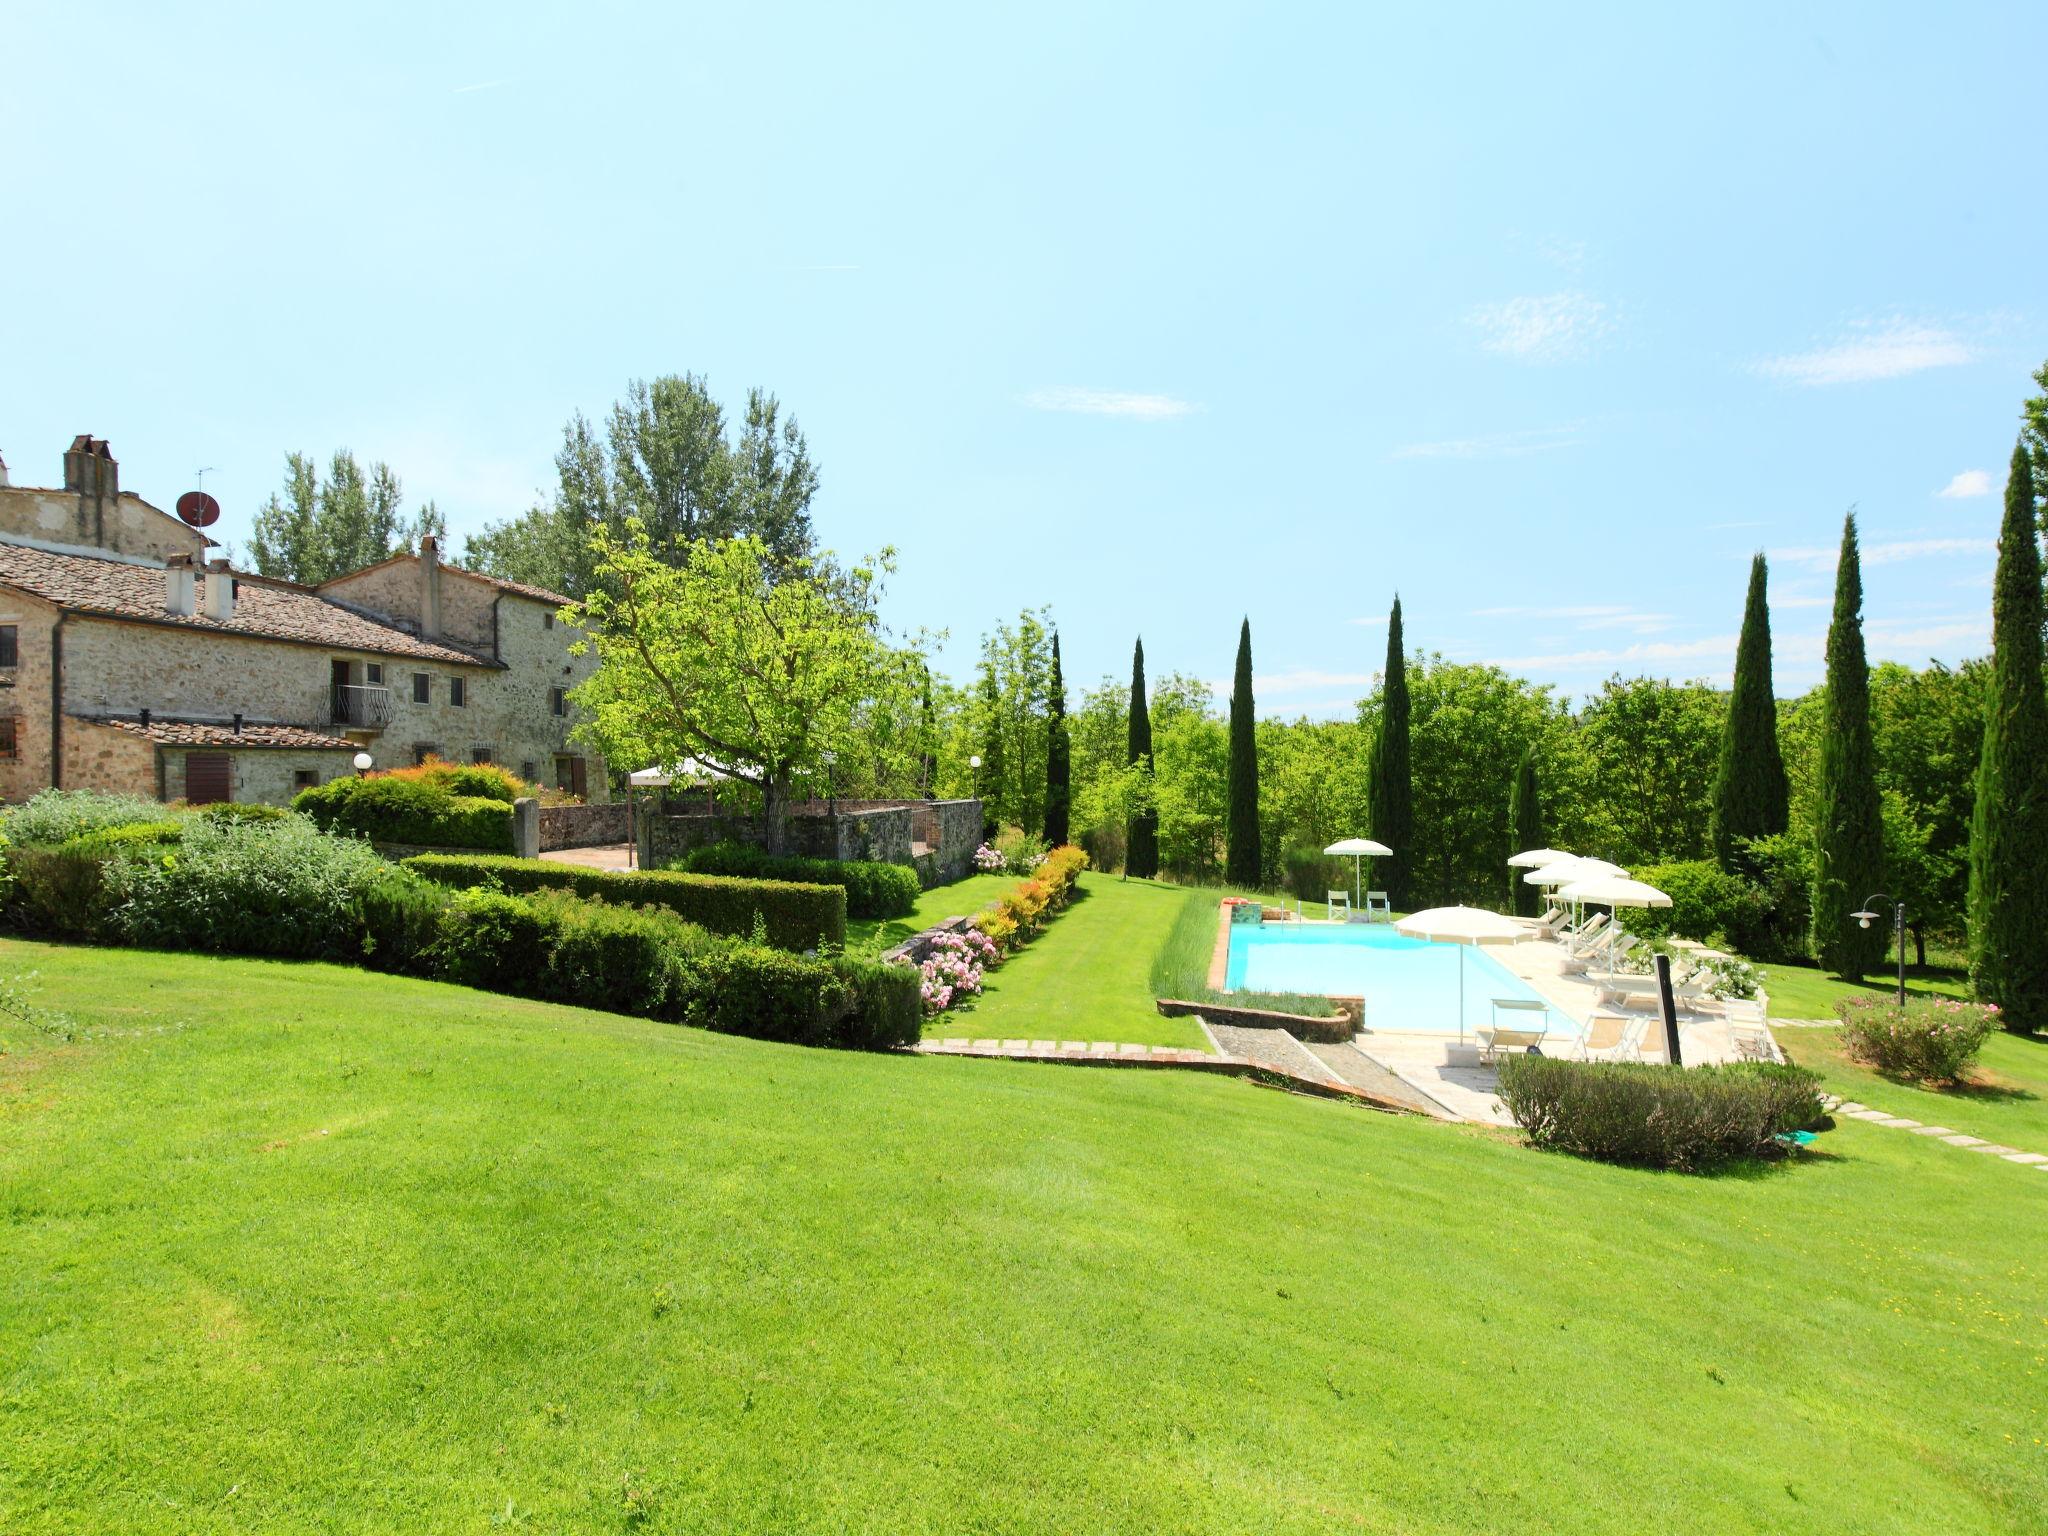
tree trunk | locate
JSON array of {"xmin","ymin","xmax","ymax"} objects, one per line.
[
  {"xmin": 1913, "ymin": 921, "xmax": 1927, "ymax": 969},
  {"xmin": 763, "ymin": 772, "xmax": 790, "ymax": 855}
]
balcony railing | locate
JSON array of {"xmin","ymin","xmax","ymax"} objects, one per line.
[{"xmin": 331, "ymin": 684, "xmax": 393, "ymax": 732}]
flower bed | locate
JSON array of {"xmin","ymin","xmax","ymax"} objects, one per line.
[
  {"xmin": 1835, "ymin": 995, "xmax": 1999, "ymax": 1084},
  {"xmin": 912, "ymin": 845, "xmax": 1088, "ymax": 1016}
]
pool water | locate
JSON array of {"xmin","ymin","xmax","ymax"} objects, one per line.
[{"xmin": 1226, "ymin": 922, "xmax": 1577, "ymax": 1040}]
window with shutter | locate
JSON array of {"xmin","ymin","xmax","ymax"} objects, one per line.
[{"xmin": 185, "ymin": 754, "xmax": 232, "ymax": 805}]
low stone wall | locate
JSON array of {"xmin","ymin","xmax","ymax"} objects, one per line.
[
  {"xmin": 880, "ymin": 914, "xmax": 977, "ymax": 969},
  {"xmin": 640, "ymin": 796, "xmax": 983, "ymax": 886},
  {"xmin": 1155, "ymin": 997, "xmax": 1359, "ymax": 1045},
  {"xmin": 539, "ymin": 800, "xmax": 629, "ymax": 851}
]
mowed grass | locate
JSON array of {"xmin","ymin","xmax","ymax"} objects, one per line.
[
  {"xmin": 1779, "ymin": 1024, "xmax": 2048, "ymax": 1148},
  {"xmin": 1757, "ymin": 958, "xmax": 1971, "ymax": 1020},
  {"xmin": 843, "ymin": 871, "xmax": 1017, "ymax": 955},
  {"xmin": 2, "ymin": 942, "xmax": 2045, "ymax": 1534},
  {"xmin": 922, "ymin": 873, "xmax": 1208, "ymax": 1049}
]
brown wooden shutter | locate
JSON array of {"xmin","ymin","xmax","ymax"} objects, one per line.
[
  {"xmin": 185, "ymin": 753, "xmax": 232, "ymax": 805},
  {"xmin": 569, "ymin": 756, "xmax": 587, "ymax": 799}
]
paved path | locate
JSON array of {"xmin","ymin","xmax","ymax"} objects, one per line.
[
  {"xmin": 1300, "ymin": 1040, "xmax": 1453, "ymax": 1118},
  {"xmin": 540, "ymin": 843, "xmax": 635, "ymax": 871},
  {"xmin": 1820, "ymin": 1092, "xmax": 2048, "ymax": 1170},
  {"xmin": 911, "ymin": 1037, "xmax": 1415, "ymax": 1113},
  {"xmin": 1203, "ymin": 1021, "xmax": 1345, "ymax": 1087}
]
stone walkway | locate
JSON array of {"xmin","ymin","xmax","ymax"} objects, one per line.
[
  {"xmin": 1821, "ymin": 1092, "xmax": 2048, "ymax": 1171},
  {"xmin": 912, "ymin": 1036, "xmax": 1415, "ymax": 1113},
  {"xmin": 540, "ymin": 843, "xmax": 635, "ymax": 871},
  {"xmin": 1202, "ymin": 1021, "xmax": 1346, "ymax": 1088}
]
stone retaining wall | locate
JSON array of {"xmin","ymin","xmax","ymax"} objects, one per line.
[
  {"xmin": 539, "ymin": 800, "xmax": 629, "ymax": 850},
  {"xmin": 640, "ymin": 796, "xmax": 983, "ymax": 887}
]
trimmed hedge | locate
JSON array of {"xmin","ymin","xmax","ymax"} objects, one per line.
[
  {"xmin": 433, "ymin": 885, "xmax": 918, "ymax": 1049},
  {"xmin": 294, "ymin": 768, "xmax": 514, "ymax": 852},
  {"xmin": 1497, "ymin": 1055, "xmax": 1827, "ymax": 1171},
  {"xmin": 403, "ymin": 853, "xmax": 846, "ymax": 953},
  {"xmin": 671, "ymin": 841, "xmax": 921, "ymax": 919}
]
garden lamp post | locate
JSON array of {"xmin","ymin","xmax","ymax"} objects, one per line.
[
  {"xmin": 352, "ymin": 751, "xmax": 373, "ymax": 777},
  {"xmin": 1850, "ymin": 893, "xmax": 1908, "ymax": 1008}
]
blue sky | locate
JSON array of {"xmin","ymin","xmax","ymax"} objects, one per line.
[{"xmin": 4, "ymin": 2, "xmax": 2042, "ymax": 713}]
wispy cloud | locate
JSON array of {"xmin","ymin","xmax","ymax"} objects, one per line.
[
  {"xmin": 452, "ymin": 78, "xmax": 512, "ymax": 95},
  {"xmin": 1936, "ymin": 468, "xmax": 1993, "ymax": 499},
  {"xmin": 1466, "ymin": 292, "xmax": 1612, "ymax": 363},
  {"xmin": 1771, "ymin": 536, "xmax": 1993, "ymax": 573},
  {"xmin": 1391, "ymin": 423, "xmax": 1586, "ymax": 460},
  {"xmin": 1475, "ymin": 603, "xmax": 1673, "ymax": 636},
  {"xmin": 1022, "ymin": 387, "xmax": 1199, "ymax": 420},
  {"xmin": 1754, "ymin": 319, "xmax": 1972, "ymax": 386},
  {"xmin": 1486, "ymin": 634, "xmax": 1736, "ymax": 673}
]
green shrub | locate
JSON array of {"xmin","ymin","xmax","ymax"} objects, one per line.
[
  {"xmin": 197, "ymin": 802, "xmax": 290, "ymax": 826},
  {"xmin": 0, "ymin": 788, "xmax": 177, "ymax": 849},
  {"xmin": 402, "ymin": 853, "xmax": 846, "ymax": 952},
  {"xmin": 1282, "ymin": 846, "xmax": 1348, "ymax": 903},
  {"xmin": 432, "ymin": 762, "xmax": 523, "ymax": 803},
  {"xmin": 1835, "ymin": 996, "xmax": 1999, "ymax": 1084},
  {"xmin": 9, "ymin": 845, "xmax": 121, "ymax": 938},
  {"xmin": 1727, "ymin": 833, "xmax": 1813, "ymax": 963},
  {"xmin": 831, "ymin": 956, "xmax": 924, "ymax": 1049},
  {"xmin": 293, "ymin": 773, "xmax": 514, "ymax": 852},
  {"xmin": 1627, "ymin": 860, "xmax": 1763, "ymax": 945},
  {"xmin": 103, "ymin": 817, "xmax": 435, "ymax": 963},
  {"xmin": 1496, "ymin": 1056, "xmax": 1827, "ymax": 1171},
  {"xmin": 672, "ymin": 841, "xmax": 920, "ymax": 919}
]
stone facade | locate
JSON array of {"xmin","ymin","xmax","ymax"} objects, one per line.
[{"xmin": 0, "ymin": 438, "xmax": 609, "ymax": 809}]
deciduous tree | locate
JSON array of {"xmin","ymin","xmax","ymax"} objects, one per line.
[
  {"xmin": 249, "ymin": 450, "xmax": 443, "ymax": 584},
  {"xmin": 566, "ymin": 526, "xmax": 914, "ymax": 853}
]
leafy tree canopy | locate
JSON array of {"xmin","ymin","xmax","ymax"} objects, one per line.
[{"xmin": 248, "ymin": 450, "xmax": 444, "ymax": 585}]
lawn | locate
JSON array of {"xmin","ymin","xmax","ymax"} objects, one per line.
[
  {"xmin": 922, "ymin": 872, "xmax": 1208, "ymax": 1049},
  {"xmin": 1779, "ymin": 1024, "xmax": 2048, "ymax": 1148},
  {"xmin": 1756, "ymin": 958, "xmax": 1971, "ymax": 1020},
  {"xmin": 2, "ymin": 941, "xmax": 2044, "ymax": 1534},
  {"xmin": 843, "ymin": 870, "xmax": 1017, "ymax": 955}
]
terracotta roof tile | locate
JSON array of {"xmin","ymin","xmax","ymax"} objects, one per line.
[
  {"xmin": 0, "ymin": 543, "xmax": 497, "ymax": 667},
  {"xmin": 75, "ymin": 715, "xmax": 359, "ymax": 750}
]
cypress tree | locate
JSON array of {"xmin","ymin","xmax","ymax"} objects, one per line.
[
  {"xmin": 1810, "ymin": 513, "xmax": 1887, "ymax": 979},
  {"xmin": 1968, "ymin": 443, "xmax": 2048, "ymax": 1030},
  {"xmin": 1366, "ymin": 596, "xmax": 1413, "ymax": 906},
  {"xmin": 1710, "ymin": 552, "xmax": 1789, "ymax": 871},
  {"xmin": 977, "ymin": 662, "xmax": 1005, "ymax": 832},
  {"xmin": 1044, "ymin": 632, "xmax": 1071, "ymax": 848},
  {"xmin": 1507, "ymin": 747, "xmax": 1543, "ymax": 916},
  {"xmin": 1126, "ymin": 637, "xmax": 1159, "ymax": 878},
  {"xmin": 1226, "ymin": 618, "xmax": 1262, "ymax": 887}
]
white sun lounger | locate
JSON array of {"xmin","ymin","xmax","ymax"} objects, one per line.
[{"xmin": 1579, "ymin": 1010, "xmax": 1651, "ymax": 1062}]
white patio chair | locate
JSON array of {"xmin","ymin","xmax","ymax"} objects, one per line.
[
  {"xmin": 1476, "ymin": 998, "xmax": 1551, "ymax": 1063},
  {"xmin": 1326, "ymin": 890, "xmax": 1352, "ymax": 922},
  {"xmin": 1579, "ymin": 1009, "xmax": 1650, "ymax": 1063},
  {"xmin": 1364, "ymin": 890, "xmax": 1392, "ymax": 922}
]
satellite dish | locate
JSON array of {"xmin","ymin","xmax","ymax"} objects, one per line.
[{"xmin": 176, "ymin": 490, "xmax": 221, "ymax": 528}]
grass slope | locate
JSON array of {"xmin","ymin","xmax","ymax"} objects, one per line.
[
  {"xmin": 922, "ymin": 873, "xmax": 1206, "ymax": 1049},
  {"xmin": 2, "ymin": 941, "xmax": 2045, "ymax": 1534},
  {"xmin": 843, "ymin": 871, "xmax": 1017, "ymax": 955},
  {"xmin": 1757, "ymin": 958, "xmax": 1971, "ymax": 1020},
  {"xmin": 1779, "ymin": 1024, "xmax": 2048, "ymax": 1148}
]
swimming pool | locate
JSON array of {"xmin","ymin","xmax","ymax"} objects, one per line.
[{"xmin": 1226, "ymin": 922, "xmax": 1577, "ymax": 1040}]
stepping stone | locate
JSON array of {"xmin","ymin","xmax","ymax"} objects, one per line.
[
  {"xmin": 1837, "ymin": 1102, "xmax": 1867, "ymax": 1114},
  {"xmin": 1030, "ymin": 1040, "xmax": 1055, "ymax": 1053},
  {"xmin": 1847, "ymin": 1108, "xmax": 1892, "ymax": 1121},
  {"xmin": 1941, "ymin": 1134, "xmax": 1987, "ymax": 1147},
  {"xmin": 1965, "ymin": 1143, "xmax": 2022, "ymax": 1156},
  {"xmin": 2001, "ymin": 1152, "xmax": 2047, "ymax": 1165},
  {"xmin": 1910, "ymin": 1125, "xmax": 1954, "ymax": 1136},
  {"xmin": 1057, "ymin": 1040, "xmax": 1086, "ymax": 1053},
  {"xmin": 1118, "ymin": 1043, "xmax": 1147, "ymax": 1056},
  {"xmin": 1874, "ymin": 1117, "xmax": 1919, "ymax": 1128},
  {"xmin": 1002, "ymin": 1039, "xmax": 1029, "ymax": 1052},
  {"xmin": 972, "ymin": 1039, "xmax": 1000, "ymax": 1050},
  {"xmin": 1087, "ymin": 1041, "xmax": 1116, "ymax": 1055}
]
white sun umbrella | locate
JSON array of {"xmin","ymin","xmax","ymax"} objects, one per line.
[
  {"xmin": 1324, "ymin": 837, "xmax": 1393, "ymax": 907},
  {"xmin": 1507, "ymin": 847, "xmax": 1573, "ymax": 868},
  {"xmin": 1555, "ymin": 874, "xmax": 1671, "ymax": 966},
  {"xmin": 1395, "ymin": 905, "xmax": 1529, "ymax": 1044}
]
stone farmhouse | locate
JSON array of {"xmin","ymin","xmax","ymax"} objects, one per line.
[{"xmin": 0, "ymin": 436, "xmax": 608, "ymax": 807}]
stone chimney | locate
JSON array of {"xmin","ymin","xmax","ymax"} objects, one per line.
[
  {"xmin": 63, "ymin": 435, "xmax": 118, "ymax": 499},
  {"xmin": 202, "ymin": 558, "xmax": 235, "ymax": 622},
  {"xmin": 419, "ymin": 533, "xmax": 442, "ymax": 639},
  {"xmin": 165, "ymin": 554, "xmax": 196, "ymax": 617}
]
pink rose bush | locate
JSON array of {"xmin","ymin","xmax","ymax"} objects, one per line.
[
  {"xmin": 918, "ymin": 927, "xmax": 1000, "ymax": 1015},
  {"xmin": 1834, "ymin": 995, "xmax": 1999, "ymax": 1084},
  {"xmin": 973, "ymin": 843, "xmax": 1007, "ymax": 873}
]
